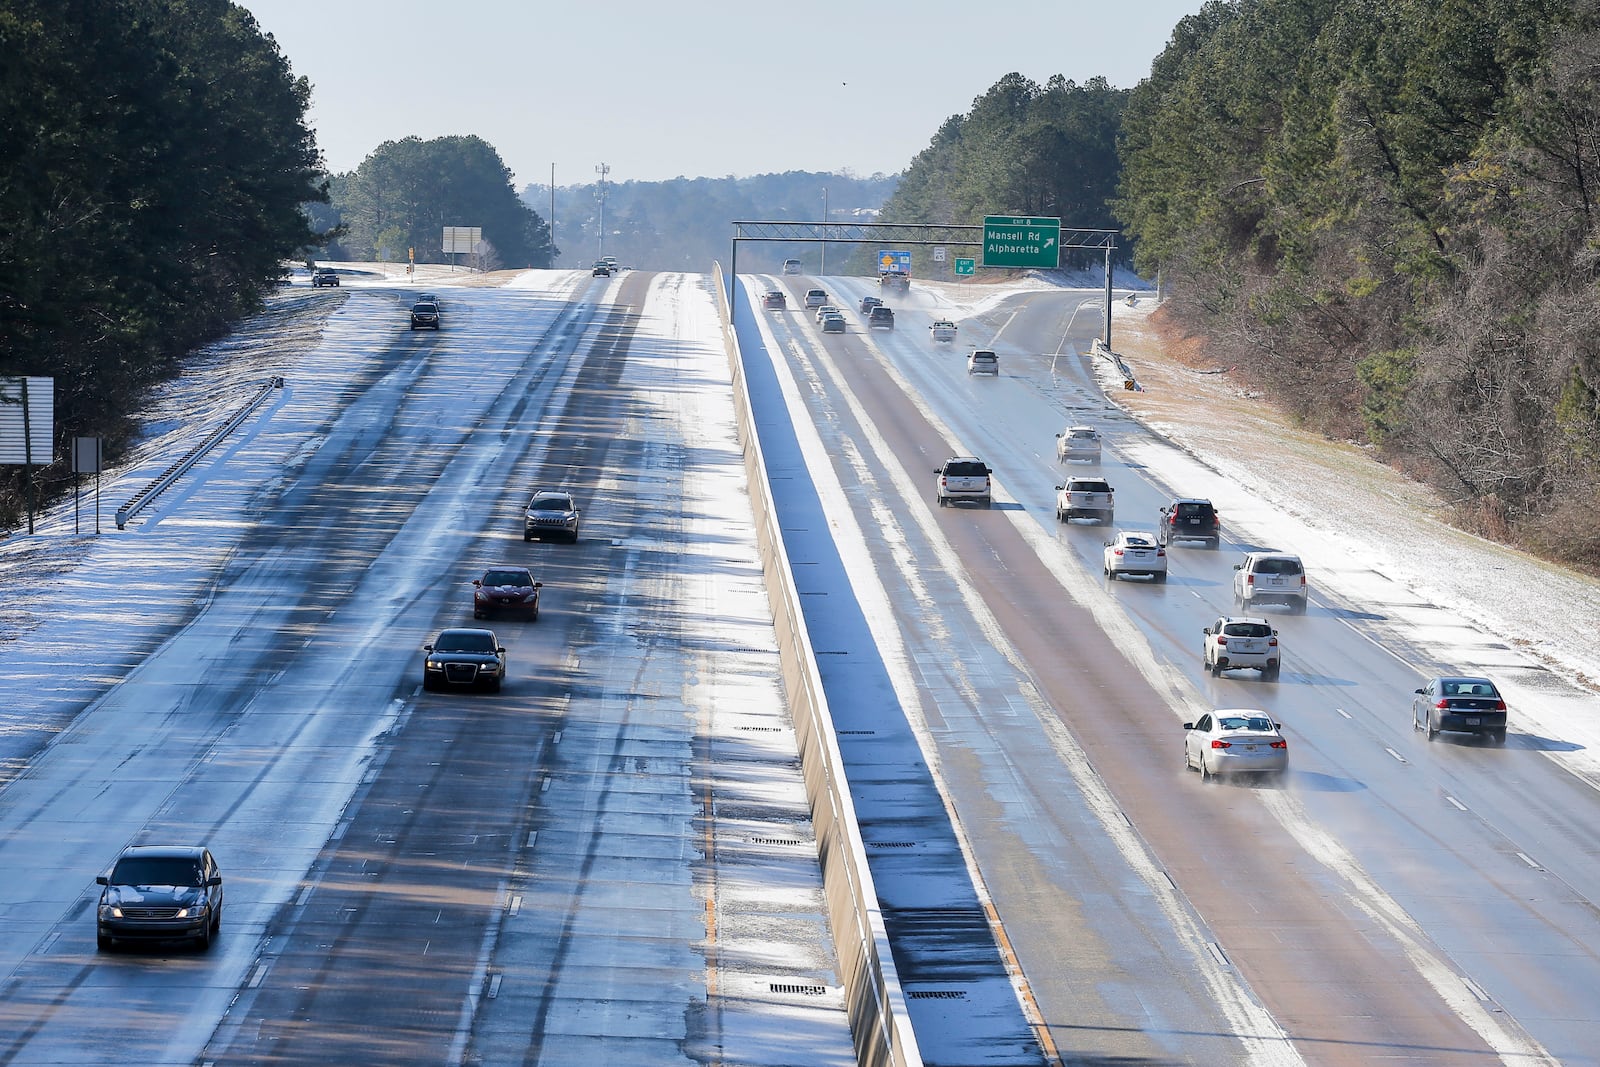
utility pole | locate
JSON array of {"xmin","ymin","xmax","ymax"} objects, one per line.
[
  {"xmin": 550, "ymin": 163, "xmax": 556, "ymax": 268},
  {"xmin": 820, "ymin": 187, "xmax": 828, "ymax": 275},
  {"xmin": 595, "ymin": 163, "xmax": 610, "ymax": 262}
]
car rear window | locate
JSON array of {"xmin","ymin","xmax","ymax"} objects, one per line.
[
  {"xmin": 1071, "ymin": 481, "xmax": 1111, "ymax": 492},
  {"xmin": 1176, "ymin": 502, "xmax": 1213, "ymax": 519},
  {"xmin": 1253, "ymin": 557, "xmax": 1302, "ymax": 575},
  {"xmin": 945, "ymin": 461, "xmax": 988, "ymax": 477},
  {"xmin": 1223, "ymin": 622, "xmax": 1273, "ymax": 638}
]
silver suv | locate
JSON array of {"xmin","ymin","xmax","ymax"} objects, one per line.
[
  {"xmin": 934, "ymin": 457, "xmax": 992, "ymax": 507},
  {"xmin": 1233, "ymin": 552, "xmax": 1307, "ymax": 613},
  {"xmin": 523, "ymin": 490, "xmax": 581, "ymax": 543}
]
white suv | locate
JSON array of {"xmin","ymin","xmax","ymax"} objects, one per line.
[
  {"xmin": 1233, "ymin": 553, "xmax": 1307, "ymax": 613},
  {"xmin": 1202, "ymin": 616, "xmax": 1282, "ymax": 680},
  {"xmin": 934, "ymin": 457, "xmax": 992, "ymax": 507}
]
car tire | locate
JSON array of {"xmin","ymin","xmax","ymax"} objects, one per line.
[
  {"xmin": 1426, "ymin": 719, "xmax": 1438, "ymax": 742},
  {"xmin": 530, "ymin": 603, "xmax": 539, "ymax": 622},
  {"xmin": 1199, "ymin": 757, "xmax": 1217, "ymax": 782},
  {"xmin": 487, "ymin": 676, "xmax": 503, "ymax": 694},
  {"xmin": 1208, "ymin": 537, "xmax": 1220, "ymax": 550},
  {"xmin": 1154, "ymin": 572, "xmax": 1168, "ymax": 583},
  {"xmin": 1208, "ymin": 657, "xmax": 1220, "ymax": 677},
  {"xmin": 1494, "ymin": 728, "xmax": 1507, "ymax": 745},
  {"xmin": 1103, "ymin": 512, "xmax": 1113, "ymax": 526},
  {"xmin": 197, "ymin": 921, "xmax": 212, "ymax": 952},
  {"xmin": 473, "ymin": 610, "xmax": 485, "ymax": 619},
  {"xmin": 422, "ymin": 674, "xmax": 435, "ymax": 692},
  {"xmin": 96, "ymin": 930, "xmax": 113, "ymax": 952},
  {"xmin": 1264, "ymin": 663, "xmax": 1280, "ymax": 682}
]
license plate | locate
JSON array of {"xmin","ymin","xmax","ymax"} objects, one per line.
[
  {"xmin": 1466, "ymin": 717, "xmax": 1480, "ymax": 725},
  {"xmin": 1186, "ymin": 519, "xmax": 1200, "ymax": 526},
  {"xmin": 1242, "ymin": 744, "xmax": 1258, "ymax": 752}
]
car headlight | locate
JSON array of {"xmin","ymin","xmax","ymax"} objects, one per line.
[
  {"xmin": 100, "ymin": 905, "xmax": 122, "ymax": 919},
  {"xmin": 427, "ymin": 659, "xmax": 445, "ymax": 670}
]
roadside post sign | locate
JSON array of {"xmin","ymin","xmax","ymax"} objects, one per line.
[
  {"xmin": 954, "ymin": 258, "xmax": 975, "ymax": 276},
  {"xmin": 982, "ymin": 216, "xmax": 1061, "ymax": 269},
  {"xmin": 933, "ymin": 247, "xmax": 947, "ymax": 262}
]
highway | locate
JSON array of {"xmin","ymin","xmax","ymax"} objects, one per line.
[
  {"xmin": 741, "ymin": 271, "xmax": 1600, "ymax": 1066},
  {"xmin": 1, "ymin": 266, "xmax": 1598, "ymax": 1065}
]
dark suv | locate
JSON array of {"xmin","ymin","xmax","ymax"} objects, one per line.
[
  {"xmin": 409, "ymin": 301, "xmax": 441, "ymax": 330},
  {"xmin": 97, "ymin": 845, "xmax": 223, "ymax": 951},
  {"xmin": 311, "ymin": 267, "xmax": 339, "ymax": 287},
  {"xmin": 868, "ymin": 306, "xmax": 895, "ymax": 330},
  {"xmin": 1158, "ymin": 497, "xmax": 1220, "ymax": 548}
]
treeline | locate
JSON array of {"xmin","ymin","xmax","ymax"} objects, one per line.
[
  {"xmin": 862, "ymin": 74, "xmax": 1128, "ymax": 278},
  {"xmin": 319, "ymin": 136, "xmax": 554, "ymax": 269},
  {"xmin": 522, "ymin": 170, "xmax": 898, "ymax": 273},
  {"xmin": 0, "ymin": 0, "xmax": 325, "ymax": 530},
  {"xmin": 1115, "ymin": 0, "xmax": 1600, "ymax": 568}
]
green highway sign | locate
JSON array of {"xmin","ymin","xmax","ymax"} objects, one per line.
[
  {"xmin": 982, "ymin": 216, "xmax": 1061, "ymax": 269},
  {"xmin": 954, "ymin": 258, "xmax": 975, "ymax": 276}
]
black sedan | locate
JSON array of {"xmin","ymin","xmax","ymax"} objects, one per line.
[
  {"xmin": 97, "ymin": 845, "xmax": 223, "ymax": 951},
  {"xmin": 1412, "ymin": 676, "xmax": 1508, "ymax": 744},
  {"xmin": 422, "ymin": 628, "xmax": 506, "ymax": 692}
]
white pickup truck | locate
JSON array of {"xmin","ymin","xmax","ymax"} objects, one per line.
[
  {"xmin": 1054, "ymin": 477, "xmax": 1115, "ymax": 524},
  {"xmin": 929, "ymin": 319, "xmax": 957, "ymax": 343}
]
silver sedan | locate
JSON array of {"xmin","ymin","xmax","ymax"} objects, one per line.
[{"xmin": 1183, "ymin": 709, "xmax": 1288, "ymax": 783}]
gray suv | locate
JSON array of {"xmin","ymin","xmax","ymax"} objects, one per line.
[{"xmin": 523, "ymin": 489, "xmax": 581, "ymax": 543}]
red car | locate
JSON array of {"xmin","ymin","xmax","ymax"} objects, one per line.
[{"xmin": 473, "ymin": 567, "xmax": 542, "ymax": 620}]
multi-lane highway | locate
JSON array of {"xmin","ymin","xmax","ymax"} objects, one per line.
[
  {"xmin": 1, "ymin": 265, "xmax": 1597, "ymax": 1065},
  {"xmin": 741, "ymin": 271, "xmax": 1600, "ymax": 1066}
]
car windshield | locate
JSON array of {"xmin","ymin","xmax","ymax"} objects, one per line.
[
  {"xmin": 528, "ymin": 496, "xmax": 571, "ymax": 512},
  {"xmin": 482, "ymin": 570, "xmax": 531, "ymax": 586},
  {"xmin": 413, "ymin": 303, "xmax": 436, "ymax": 312},
  {"xmin": 1217, "ymin": 716, "xmax": 1275, "ymax": 732},
  {"xmin": 1223, "ymin": 623, "xmax": 1273, "ymax": 638},
  {"xmin": 435, "ymin": 632, "xmax": 495, "ymax": 653},
  {"xmin": 111, "ymin": 857, "xmax": 203, "ymax": 886}
]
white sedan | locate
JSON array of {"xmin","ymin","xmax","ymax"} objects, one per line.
[
  {"xmin": 1183, "ymin": 709, "xmax": 1288, "ymax": 783},
  {"xmin": 1102, "ymin": 531, "xmax": 1167, "ymax": 581}
]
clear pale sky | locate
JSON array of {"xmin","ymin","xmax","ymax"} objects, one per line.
[{"xmin": 236, "ymin": 0, "xmax": 1208, "ymax": 188}]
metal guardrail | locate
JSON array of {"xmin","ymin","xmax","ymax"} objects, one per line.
[
  {"xmin": 114, "ymin": 377, "xmax": 284, "ymax": 529},
  {"xmin": 1092, "ymin": 338, "xmax": 1142, "ymax": 392}
]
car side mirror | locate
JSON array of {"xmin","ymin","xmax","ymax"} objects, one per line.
[
  {"xmin": 1413, "ymin": 687, "xmax": 1424, "ymax": 695},
  {"xmin": 207, "ymin": 875, "xmax": 222, "ymax": 887},
  {"xmin": 1160, "ymin": 507, "xmax": 1170, "ymax": 515},
  {"xmin": 1055, "ymin": 432, "xmax": 1063, "ymax": 439},
  {"xmin": 1233, "ymin": 564, "xmax": 1242, "ymax": 571},
  {"xmin": 96, "ymin": 875, "xmax": 109, "ymax": 886},
  {"xmin": 1103, "ymin": 541, "xmax": 1113, "ymax": 547},
  {"xmin": 423, "ymin": 644, "xmax": 435, "ymax": 653},
  {"xmin": 1182, "ymin": 722, "xmax": 1194, "ymax": 731},
  {"xmin": 1202, "ymin": 627, "xmax": 1213, "ymax": 635},
  {"xmin": 534, "ymin": 581, "xmax": 544, "ymax": 589},
  {"xmin": 1054, "ymin": 485, "xmax": 1064, "ymax": 492},
  {"xmin": 497, "ymin": 647, "xmax": 507, "ymax": 654},
  {"xmin": 473, "ymin": 580, "xmax": 482, "ymax": 587}
]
